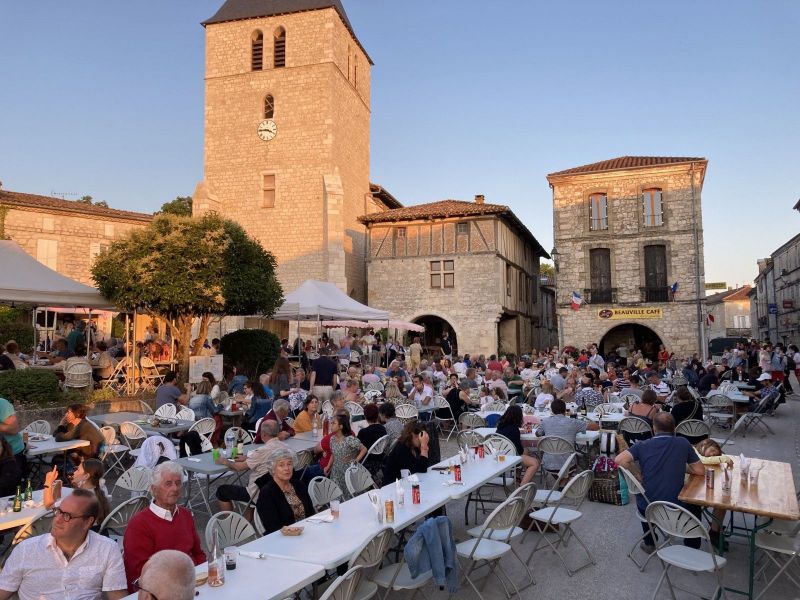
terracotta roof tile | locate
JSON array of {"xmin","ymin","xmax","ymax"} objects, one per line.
[
  {"xmin": 705, "ymin": 285, "xmax": 752, "ymax": 304},
  {"xmin": 548, "ymin": 156, "xmax": 706, "ymax": 178},
  {"xmin": 0, "ymin": 190, "xmax": 153, "ymax": 222}
]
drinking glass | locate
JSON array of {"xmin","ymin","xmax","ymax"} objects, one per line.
[
  {"xmin": 330, "ymin": 499, "xmax": 340, "ymax": 519},
  {"xmin": 748, "ymin": 465, "xmax": 762, "ymax": 486}
]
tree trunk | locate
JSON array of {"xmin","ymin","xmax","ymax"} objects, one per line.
[
  {"xmin": 194, "ymin": 315, "xmax": 211, "ymax": 357},
  {"xmin": 175, "ymin": 315, "xmax": 193, "ymax": 385}
]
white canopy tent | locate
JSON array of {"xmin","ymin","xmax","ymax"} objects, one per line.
[{"xmin": 273, "ymin": 280, "xmax": 389, "ymax": 321}]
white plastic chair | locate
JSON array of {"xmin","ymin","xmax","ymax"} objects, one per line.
[
  {"xmin": 99, "ymin": 425, "xmax": 128, "ymax": 475},
  {"xmin": 537, "ymin": 436, "xmax": 577, "ymax": 480},
  {"xmin": 525, "ymin": 470, "xmax": 595, "ymax": 576},
  {"xmin": 675, "ymin": 419, "xmax": 711, "ymax": 441},
  {"xmin": 704, "ymin": 395, "xmax": 734, "ymax": 428},
  {"xmin": 189, "ymin": 417, "xmax": 216, "ymax": 445},
  {"xmin": 176, "ymin": 407, "xmax": 195, "ymax": 421},
  {"xmin": 456, "ymin": 496, "xmax": 527, "ymax": 600},
  {"xmin": 484, "ymin": 401, "xmax": 507, "ymax": 412},
  {"xmin": 204, "ymin": 511, "xmax": 257, "ymax": 550},
  {"xmin": 100, "ymin": 357, "xmax": 130, "ymax": 392},
  {"xmin": 395, "ymin": 404, "xmax": 418, "ymax": 424},
  {"xmin": 63, "ymin": 360, "xmax": 93, "ymax": 390},
  {"xmin": 154, "ymin": 404, "xmax": 177, "ymax": 419},
  {"xmin": 345, "ymin": 527, "xmax": 394, "ymax": 600},
  {"xmin": 458, "ymin": 412, "xmax": 486, "ymax": 431},
  {"xmin": 12, "ymin": 510, "xmax": 54, "ymax": 546},
  {"xmin": 346, "ymin": 402, "xmax": 365, "ymax": 419},
  {"xmin": 529, "ymin": 452, "xmax": 577, "ymax": 509},
  {"xmin": 99, "ymin": 496, "xmax": 149, "ymax": 545},
  {"xmin": 366, "ymin": 382, "xmax": 384, "ymax": 393},
  {"xmin": 226, "ymin": 426, "xmax": 253, "ymax": 444},
  {"xmin": 360, "ymin": 435, "xmax": 389, "ymax": 467},
  {"xmin": 22, "ymin": 420, "xmax": 51, "ymax": 435},
  {"xmin": 753, "ymin": 527, "xmax": 800, "ymax": 599},
  {"xmin": 433, "ymin": 396, "xmax": 458, "ymax": 441},
  {"xmin": 457, "ymin": 430, "xmax": 485, "ymax": 449},
  {"xmin": 113, "ymin": 465, "xmax": 152, "ymax": 497},
  {"xmin": 645, "ymin": 501, "xmax": 727, "ymax": 600},
  {"xmin": 619, "ymin": 417, "xmax": 653, "ymax": 442},
  {"xmin": 321, "ymin": 400, "xmax": 334, "ymax": 418},
  {"xmin": 119, "ymin": 421, "xmax": 148, "ymax": 458},
  {"xmin": 138, "ymin": 357, "xmax": 165, "ymax": 391},
  {"xmin": 344, "ymin": 463, "xmax": 375, "ymax": 498},
  {"xmin": 594, "ymin": 402, "xmax": 623, "ymax": 414},
  {"xmin": 138, "ymin": 399, "xmax": 154, "ymax": 415},
  {"xmin": 309, "ymin": 476, "xmax": 343, "ymax": 511},
  {"xmin": 319, "ymin": 565, "xmax": 365, "ymax": 600}
]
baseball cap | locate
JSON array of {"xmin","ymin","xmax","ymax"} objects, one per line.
[{"xmin": 757, "ymin": 373, "xmax": 772, "ymax": 381}]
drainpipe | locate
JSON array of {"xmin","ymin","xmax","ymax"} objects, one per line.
[
  {"xmin": 551, "ymin": 183, "xmax": 564, "ymax": 350},
  {"xmin": 690, "ymin": 163, "xmax": 706, "ymax": 360}
]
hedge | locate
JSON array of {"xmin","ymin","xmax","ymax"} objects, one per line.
[
  {"xmin": 0, "ymin": 322, "xmax": 35, "ymax": 354},
  {"xmin": 0, "ymin": 369, "xmax": 62, "ymax": 406},
  {"xmin": 219, "ymin": 329, "xmax": 281, "ymax": 380}
]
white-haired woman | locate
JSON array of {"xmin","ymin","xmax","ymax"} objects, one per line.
[{"xmin": 255, "ymin": 448, "xmax": 315, "ymax": 535}]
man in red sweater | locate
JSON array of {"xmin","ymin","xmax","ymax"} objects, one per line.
[{"xmin": 123, "ymin": 461, "xmax": 205, "ymax": 592}]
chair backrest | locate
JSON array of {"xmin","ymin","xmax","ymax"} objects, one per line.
[
  {"xmin": 366, "ymin": 382, "xmax": 384, "ymax": 392},
  {"xmin": 559, "ymin": 470, "xmax": 594, "ymax": 508},
  {"xmin": 154, "ymin": 404, "xmax": 177, "ymax": 418},
  {"xmin": 120, "ymin": 421, "xmax": 148, "ymax": 447},
  {"xmin": 541, "ymin": 452, "xmax": 577, "ymax": 502},
  {"xmin": 227, "ymin": 427, "xmax": 253, "ymax": 444},
  {"xmin": 483, "ymin": 433, "xmax": 517, "ymax": 457},
  {"xmin": 646, "ymin": 501, "xmax": 712, "ymax": 542},
  {"xmin": 205, "ymin": 511, "xmax": 257, "ymax": 550},
  {"xmin": 457, "ymin": 430, "xmax": 485, "ymax": 448},
  {"xmin": 618, "ymin": 393, "xmax": 641, "ymax": 406},
  {"xmin": 469, "ymin": 496, "xmax": 526, "ymax": 551},
  {"xmin": 294, "ymin": 449, "xmax": 315, "ymax": 471},
  {"xmin": 675, "ymin": 419, "xmax": 710, "ymax": 439},
  {"xmin": 704, "ymin": 395, "xmax": 732, "ymax": 409},
  {"xmin": 458, "ymin": 412, "xmax": 486, "ymax": 430},
  {"xmin": 12, "ymin": 510, "xmax": 54, "ymax": 546},
  {"xmin": 99, "ymin": 496, "xmax": 149, "ymax": 537},
  {"xmin": 138, "ymin": 400, "xmax": 154, "ymax": 415},
  {"xmin": 116, "ymin": 466, "xmax": 153, "ymax": 492},
  {"xmin": 321, "ymin": 400, "xmax": 334, "ymax": 417},
  {"xmin": 22, "ymin": 420, "xmax": 51, "ymax": 435},
  {"xmin": 348, "ymin": 527, "xmax": 394, "ymax": 569},
  {"xmin": 595, "ymin": 403, "xmax": 623, "ymax": 414},
  {"xmin": 484, "ymin": 401, "xmax": 507, "ymax": 412},
  {"xmin": 345, "ymin": 463, "xmax": 375, "ymax": 497},
  {"xmin": 346, "ymin": 402, "xmax": 364, "ymax": 417},
  {"xmin": 508, "ymin": 481, "xmax": 539, "ymax": 513},
  {"xmin": 190, "ymin": 417, "xmax": 216, "ymax": 437},
  {"xmin": 64, "ymin": 361, "xmax": 93, "ymax": 388},
  {"xmin": 619, "ymin": 417, "xmax": 653, "ymax": 435},
  {"xmin": 318, "ymin": 565, "xmax": 363, "ymax": 600},
  {"xmin": 100, "ymin": 425, "xmax": 120, "ymax": 448},
  {"xmin": 309, "ymin": 476, "xmax": 343, "ymax": 510},
  {"xmin": 395, "ymin": 404, "xmax": 418, "ymax": 421},
  {"xmin": 537, "ymin": 435, "xmax": 575, "ymax": 456},
  {"xmin": 520, "ymin": 403, "xmax": 535, "ymax": 415},
  {"xmin": 433, "ymin": 395, "xmax": 450, "ymax": 410},
  {"xmin": 363, "ymin": 435, "xmax": 389, "ymax": 460},
  {"xmin": 176, "ymin": 407, "xmax": 195, "ymax": 421},
  {"xmin": 617, "ymin": 465, "xmax": 649, "ymax": 503}
]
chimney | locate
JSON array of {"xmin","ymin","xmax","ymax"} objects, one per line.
[{"xmin": 474, "ymin": 194, "xmax": 485, "ymax": 205}]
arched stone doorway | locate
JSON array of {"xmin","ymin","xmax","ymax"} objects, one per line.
[
  {"xmin": 599, "ymin": 323, "xmax": 664, "ymax": 362},
  {"xmin": 411, "ymin": 314, "xmax": 457, "ymax": 359}
]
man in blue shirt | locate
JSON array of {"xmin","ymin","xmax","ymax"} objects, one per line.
[{"xmin": 616, "ymin": 413, "xmax": 705, "ymax": 551}]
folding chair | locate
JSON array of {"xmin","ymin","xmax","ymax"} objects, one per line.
[
  {"xmin": 345, "ymin": 462, "xmax": 376, "ymax": 498},
  {"xmin": 309, "ymin": 476, "xmax": 343, "ymax": 511},
  {"xmin": 525, "ymin": 470, "xmax": 595, "ymax": 576},
  {"xmin": 433, "ymin": 396, "xmax": 458, "ymax": 441},
  {"xmin": 646, "ymin": 501, "xmax": 728, "ymax": 600},
  {"xmin": 100, "ymin": 357, "xmax": 130, "ymax": 392},
  {"xmin": 226, "ymin": 426, "xmax": 253, "ymax": 444},
  {"xmin": 464, "ymin": 434, "xmax": 517, "ymax": 524},
  {"xmin": 99, "ymin": 425, "xmax": 129, "ymax": 475},
  {"xmin": 361, "ymin": 435, "xmax": 389, "ymax": 466},
  {"xmin": 347, "ymin": 402, "xmax": 365, "ymax": 420},
  {"xmin": 99, "ymin": 496, "xmax": 149, "ymax": 547},
  {"xmin": 22, "ymin": 420, "xmax": 51, "ymax": 435},
  {"xmin": 119, "ymin": 421, "xmax": 148, "ymax": 459},
  {"xmin": 113, "ymin": 465, "xmax": 153, "ymax": 497},
  {"xmin": 704, "ymin": 395, "xmax": 734, "ymax": 429},
  {"xmin": 619, "ymin": 417, "xmax": 653, "ymax": 444},
  {"xmin": 458, "ymin": 412, "xmax": 486, "ymax": 431},
  {"xmin": 205, "ymin": 511, "xmax": 257, "ymax": 550},
  {"xmin": 536, "ymin": 436, "xmax": 577, "ymax": 483},
  {"xmin": 176, "ymin": 407, "xmax": 195, "ymax": 421},
  {"xmin": 138, "ymin": 399, "xmax": 154, "ymax": 415},
  {"xmin": 319, "ymin": 565, "xmax": 365, "ymax": 600},
  {"xmin": 138, "ymin": 357, "xmax": 165, "ymax": 392},
  {"xmin": 457, "ymin": 430, "xmax": 485, "ymax": 449},
  {"xmin": 753, "ymin": 525, "xmax": 800, "ymax": 599},
  {"xmin": 154, "ymin": 404, "xmax": 177, "ymax": 419},
  {"xmin": 676, "ymin": 419, "xmax": 711, "ymax": 442},
  {"xmin": 395, "ymin": 404, "xmax": 418, "ymax": 425},
  {"xmin": 528, "ymin": 452, "xmax": 577, "ymax": 510},
  {"xmin": 618, "ymin": 466, "xmax": 658, "ymax": 571}
]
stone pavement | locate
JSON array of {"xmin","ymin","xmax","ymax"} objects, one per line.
[{"xmin": 105, "ymin": 383, "xmax": 800, "ymax": 600}]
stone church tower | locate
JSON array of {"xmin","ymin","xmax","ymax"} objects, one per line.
[{"xmin": 195, "ymin": 0, "xmax": 373, "ymax": 300}]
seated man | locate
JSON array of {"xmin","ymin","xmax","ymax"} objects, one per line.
[
  {"xmin": 91, "ymin": 341, "xmax": 116, "ymax": 381},
  {"xmin": 155, "ymin": 371, "xmax": 188, "ymax": 409},
  {"xmin": 0, "ymin": 489, "xmax": 127, "ymax": 600},
  {"xmin": 574, "ymin": 376, "xmax": 604, "ymax": 412},
  {"xmin": 615, "ymin": 413, "xmax": 706, "ymax": 551},
  {"xmin": 407, "ymin": 375, "xmax": 434, "ymax": 420},
  {"xmin": 123, "ymin": 462, "xmax": 206, "ymax": 592},
  {"xmin": 647, "ymin": 372, "xmax": 671, "ymax": 403},
  {"xmin": 49, "ymin": 338, "xmax": 74, "ymax": 364},
  {"xmin": 744, "ymin": 373, "xmax": 780, "ymax": 413},
  {"xmin": 259, "ymin": 398, "xmax": 295, "ymax": 441},
  {"xmin": 135, "ymin": 550, "xmax": 196, "ymax": 600},
  {"xmin": 215, "ymin": 420, "xmax": 292, "ymax": 513},
  {"xmin": 536, "ymin": 399, "xmax": 599, "ymax": 472},
  {"xmin": 3, "ymin": 341, "xmax": 27, "ymax": 370}
]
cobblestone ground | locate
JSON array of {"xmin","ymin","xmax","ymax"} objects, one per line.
[{"xmin": 105, "ymin": 377, "xmax": 800, "ymax": 600}]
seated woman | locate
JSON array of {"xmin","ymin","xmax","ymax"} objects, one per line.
[
  {"xmin": 440, "ymin": 374, "xmax": 468, "ymax": 419},
  {"xmin": 328, "ymin": 413, "xmax": 366, "ymax": 495},
  {"xmin": 187, "ymin": 381, "xmax": 223, "ymax": 420},
  {"xmin": 383, "ymin": 381, "xmax": 404, "ymax": 404},
  {"xmin": 292, "ymin": 395, "xmax": 320, "ymax": 433},
  {"xmin": 381, "ymin": 422, "xmax": 430, "ymax": 484},
  {"xmin": 357, "ymin": 404, "xmax": 387, "ymax": 478},
  {"xmin": 534, "ymin": 381, "xmax": 555, "ymax": 409},
  {"xmin": 43, "ymin": 460, "xmax": 110, "ymax": 530},
  {"xmin": 494, "ymin": 404, "xmax": 540, "ymax": 486},
  {"xmin": 256, "ymin": 449, "xmax": 315, "ymax": 535},
  {"xmin": 0, "ymin": 438, "xmax": 22, "ymax": 496},
  {"xmin": 623, "ymin": 389, "xmax": 658, "ymax": 444},
  {"xmin": 241, "ymin": 380, "xmax": 273, "ymax": 431},
  {"xmin": 54, "ymin": 403, "xmax": 104, "ymax": 465}
]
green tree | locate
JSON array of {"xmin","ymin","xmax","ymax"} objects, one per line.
[
  {"xmin": 539, "ymin": 262, "xmax": 555, "ymax": 278},
  {"xmin": 159, "ymin": 196, "xmax": 193, "ymax": 217},
  {"xmin": 77, "ymin": 195, "xmax": 108, "ymax": 208},
  {"xmin": 91, "ymin": 213, "xmax": 283, "ymax": 381}
]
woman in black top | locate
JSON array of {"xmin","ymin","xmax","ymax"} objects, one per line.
[
  {"xmin": 381, "ymin": 422, "xmax": 430, "ymax": 483},
  {"xmin": 494, "ymin": 405, "xmax": 539, "ymax": 486},
  {"xmin": 670, "ymin": 388, "xmax": 705, "ymax": 444},
  {"xmin": 357, "ymin": 404, "xmax": 387, "ymax": 479},
  {"xmin": 256, "ymin": 448, "xmax": 315, "ymax": 535},
  {"xmin": 440, "ymin": 374, "xmax": 468, "ymax": 419}
]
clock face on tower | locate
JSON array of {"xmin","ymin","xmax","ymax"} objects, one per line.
[{"xmin": 257, "ymin": 119, "xmax": 277, "ymax": 141}]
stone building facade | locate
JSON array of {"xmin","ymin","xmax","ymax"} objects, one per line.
[
  {"xmin": 359, "ymin": 197, "xmax": 549, "ymax": 357},
  {"xmin": 549, "ymin": 156, "xmax": 708, "ymax": 360},
  {"xmin": 0, "ymin": 189, "xmax": 152, "ymax": 285},
  {"xmin": 705, "ymin": 286, "xmax": 752, "ymax": 341},
  {"xmin": 195, "ymin": 0, "xmax": 380, "ymax": 300}
]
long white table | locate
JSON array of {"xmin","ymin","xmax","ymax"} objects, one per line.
[
  {"xmin": 0, "ymin": 487, "xmax": 74, "ymax": 532},
  {"xmin": 250, "ymin": 454, "xmax": 521, "ymax": 570},
  {"xmin": 25, "ymin": 437, "xmax": 90, "ymax": 458},
  {"xmin": 473, "ymin": 427, "xmax": 600, "ymax": 446},
  {"xmin": 89, "ymin": 412, "xmax": 194, "ymax": 435},
  {"xmin": 121, "ymin": 555, "xmax": 325, "ymax": 600}
]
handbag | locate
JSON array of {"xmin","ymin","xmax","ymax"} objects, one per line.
[{"xmin": 588, "ymin": 455, "xmax": 627, "ymax": 505}]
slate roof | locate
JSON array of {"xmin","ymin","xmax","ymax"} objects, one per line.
[
  {"xmin": 202, "ymin": 0, "xmax": 373, "ymax": 64},
  {"xmin": 0, "ymin": 190, "xmax": 153, "ymax": 222},
  {"xmin": 358, "ymin": 199, "xmax": 549, "ymax": 258},
  {"xmin": 548, "ymin": 156, "xmax": 706, "ymax": 178}
]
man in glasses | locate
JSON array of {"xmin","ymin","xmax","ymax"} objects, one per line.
[
  {"xmin": 0, "ymin": 489, "xmax": 127, "ymax": 599},
  {"xmin": 135, "ymin": 550, "xmax": 196, "ymax": 600}
]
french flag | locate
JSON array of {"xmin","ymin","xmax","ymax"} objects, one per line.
[
  {"xmin": 670, "ymin": 281, "xmax": 679, "ymax": 295},
  {"xmin": 571, "ymin": 291, "xmax": 584, "ymax": 311}
]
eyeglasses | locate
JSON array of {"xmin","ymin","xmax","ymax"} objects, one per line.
[
  {"xmin": 132, "ymin": 578, "xmax": 159, "ymax": 600},
  {"xmin": 53, "ymin": 507, "xmax": 91, "ymax": 522}
]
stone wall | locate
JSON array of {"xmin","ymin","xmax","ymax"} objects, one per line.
[
  {"xmin": 550, "ymin": 161, "xmax": 707, "ymax": 357},
  {"xmin": 203, "ymin": 8, "xmax": 372, "ymax": 299},
  {"xmin": 3, "ymin": 206, "xmax": 149, "ymax": 285}
]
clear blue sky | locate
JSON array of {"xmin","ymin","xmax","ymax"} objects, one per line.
[{"xmin": 1, "ymin": 1, "xmax": 798, "ymax": 286}]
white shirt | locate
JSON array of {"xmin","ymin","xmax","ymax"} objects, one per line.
[
  {"xmin": 534, "ymin": 392, "xmax": 554, "ymax": 409},
  {"xmin": 410, "ymin": 384, "xmax": 434, "ymax": 410},
  {"xmin": 588, "ymin": 353, "xmax": 605, "ymax": 370},
  {"xmin": 0, "ymin": 531, "xmax": 126, "ymax": 600},
  {"xmin": 149, "ymin": 501, "xmax": 179, "ymax": 522}
]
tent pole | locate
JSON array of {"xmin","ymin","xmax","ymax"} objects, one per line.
[
  {"xmin": 31, "ymin": 307, "xmax": 37, "ymax": 355},
  {"xmin": 124, "ymin": 313, "xmax": 130, "ymax": 395},
  {"xmin": 44, "ymin": 308, "xmax": 48, "ymax": 351},
  {"xmin": 87, "ymin": 310, "xmax": 92, "ymax": 356}
]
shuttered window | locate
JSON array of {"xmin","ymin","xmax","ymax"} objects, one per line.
[
  {"xmin": 36, "ymin": 239, "xmax": 58, "ymax": 270},
  {"xmin": 251, "ymin": 31, "xmax": 263, "ymax": 71},
  {"xmin": 274, "ymin": 28, "xmax": 286, "ymax": 68},
  {"xmin": 590, "ymin": 248, "xmax": 612, "ymax": 298},
  {"xmin": 642, "ymin": 188, "xmax": 663, "ymax": 227},
  {"xmin": 589, "ymin": 193, "xmax": 608, "ymax": 230},
  {"xmin": 644, "ymin": 245, "xmax": 668, "ymax": 290},
  {"xmin": 262, "ymin": 174, "xmax": 276, "ymax": 208}
]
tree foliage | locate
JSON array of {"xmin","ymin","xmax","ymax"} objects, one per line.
[
  {"xmin": 159, "ymin": 196, "xmax": 193, "ymax": 217},
  {"xmin": 77, "ymin": 195, "xmax": 109, "ymax": 208},
  {"xmin": 539, "ymin": 262, "xmax": 555, "ymax": 278},
  {"xmin": 91, "ymin": 213, "xmax": 283, "ymax": 380},
  {"xmin": 219, "ymin": 329, "xmax": 281, "ymax": 379}
]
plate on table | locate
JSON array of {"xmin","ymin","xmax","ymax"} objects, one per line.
[{"xmin": 28, "ymin": 434, "xmax": 52, "ymax": 442}]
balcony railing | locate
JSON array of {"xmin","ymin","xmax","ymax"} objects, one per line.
[
  {"xmin": 584, "ymin": 288, "xmax": 617, "ymax": 304},
  {"xmin": 640, "ymin": 286, "xmax": 672, "ymax": 303}
]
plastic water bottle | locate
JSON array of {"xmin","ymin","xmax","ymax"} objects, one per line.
[
  {"xmin": 224, "ymin": 429, "xmax": 236, "ymax": 455},
  {"xmin": 312, "ymin": 414, "xmax": 319, "ymax": 438}
]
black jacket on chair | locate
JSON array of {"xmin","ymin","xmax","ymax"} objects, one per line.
[{"xmin": 256, "ymin": 479, "xmax": 315, "ymax": 535}]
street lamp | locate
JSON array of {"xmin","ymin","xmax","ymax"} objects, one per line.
[{"xmin": 550, "ymin": 247, "xmax": 559, "ymax": 273}]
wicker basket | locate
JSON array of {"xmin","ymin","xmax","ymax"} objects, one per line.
[{"xmin": 588, "ymin": 470, "xmax": 623, "ymax": 505}]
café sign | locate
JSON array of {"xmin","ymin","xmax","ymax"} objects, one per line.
[{"xmin": 597, "ymin": 307, "xmax": 663, "ymax": 320}]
